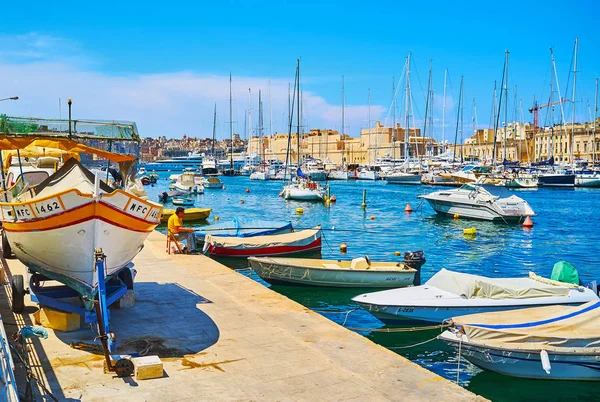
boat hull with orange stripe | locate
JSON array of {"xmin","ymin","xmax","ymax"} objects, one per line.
[{"xmin": 1, "ymin": 187, "xmax": 162, "ymax": 299}]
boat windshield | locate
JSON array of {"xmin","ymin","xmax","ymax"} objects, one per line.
[{"xmin": 460, "ymin": 183, "xmax": 478, "ymax": 191}]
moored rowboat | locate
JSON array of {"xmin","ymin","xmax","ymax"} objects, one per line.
[
  {"xmin": 203, "ymin": 228, "xmax": 322, "ymax": 258},
  {"xmin": 160, "ymin": 207, "xmax": 211, "ymax": 223},
  {"xmin": 248, "ymin": 256, "xmax": 417, "ymax": 288}
]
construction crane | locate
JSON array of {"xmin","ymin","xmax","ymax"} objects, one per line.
[{"xmin": 529, "ymin": 98, "xmax": 569, "ymax": 133}]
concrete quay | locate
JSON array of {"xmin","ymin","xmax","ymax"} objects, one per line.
[{"xmin": 0, "ymin": 231, "xmax": 485, "ymax": 401}]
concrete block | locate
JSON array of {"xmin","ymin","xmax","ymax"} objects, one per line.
[
  {"xmin": 33, "ymin": 307, "xmax": 80, "ymax": 332},
  {"xmin": 132, "ymin": 355, "xmax": 164, "ymax": 380},
  {"xmin": 118, "ymin": 289, "xmax": 136, "ymax": 308}
]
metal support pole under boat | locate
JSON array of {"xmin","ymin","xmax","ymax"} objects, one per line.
[
  {"xmin": 93, "ymin": 249, "xmax": 134, "ymax": 377},
  {"xmin": 0, "ymin": 150, "xmax": 9, "ymax": 202}
]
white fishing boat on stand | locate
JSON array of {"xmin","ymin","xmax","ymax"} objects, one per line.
[{"xmin": 0, "ymin": 114, "xmax": 163, "ymax": 376}]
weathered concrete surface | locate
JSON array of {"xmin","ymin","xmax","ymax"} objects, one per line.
[{"xmin": 0, "ymin": 231, "xmax": 485, "ymax": 401}]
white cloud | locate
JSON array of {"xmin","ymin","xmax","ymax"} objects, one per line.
[{"xmin": 0, "ymin": 33, "xmax": 388, "ymax": 139}]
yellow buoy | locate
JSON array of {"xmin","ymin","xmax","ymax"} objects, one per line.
[
  {"xmin": 296, "ymin": 207, "xmax": 304, "ymax": 214},
  {"xmin": 370, "ymin": 216, "xmax": 375, "ymax": 220},
  {"xmin": 394, "ymin": 251, "xmax": 401, "ymax": 256},
  {"xmin": 463, "ymin": 228, "xmax": 477, "ymax": 236},
  {"xmin": 340, "ymin": 242, "xmax": 347, "ymax": 252},
  {"xmin": 453, "ymin": 214, "xmax": 460, "ymax": 219},
  {"xmin": 214, "ymin": 216, "xmax": 219, "ymax": 221}
]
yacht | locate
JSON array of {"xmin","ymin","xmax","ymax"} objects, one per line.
[
  {"xmin": 418, "ymin": 183, "xmax": 535, "ymax": 222},
  {"xmin": 202, "ymin": 157, "xmax": 219, "ymax": 176},
  {"xmin": 145, "ymin": 152, "xmax": 203, "ymax": 171}
]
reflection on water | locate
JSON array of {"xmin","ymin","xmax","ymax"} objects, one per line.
[{"xmin": 146, "ymin": 173, "xmax": 600, "ymax": 401}]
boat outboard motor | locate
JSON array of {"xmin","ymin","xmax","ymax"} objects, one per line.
[{"xmin": 404, "ymin": 251, "xmax": 426, "ymax": 286}]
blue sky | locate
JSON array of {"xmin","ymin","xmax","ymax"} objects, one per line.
[{"xmin": 0, "ymin": 1, "xmax": 598, "ymax": 141}]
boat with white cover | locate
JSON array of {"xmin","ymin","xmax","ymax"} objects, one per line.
[
  {"xmin": 248, "ymin": 256, "xmax": 417, "ymax": 288},
  {"xmin": 440, "ymin": 300, "xmax": 600, "ymax": 380},
  {"xmin": 418, "ymin": 183, "xmax": 535, "ymax": 222},
  {"xmin": 352, "ymin": 268, "xmax": 598, "ymax": 325}
]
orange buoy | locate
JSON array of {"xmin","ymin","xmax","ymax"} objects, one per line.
[
  {"xmin": 245, "ymin": 188, "xmax": 250, "ymax": 193},
  {"xmin": 330, "ymin": 195, "xmax": 337, "ymax": 203},
  {"xmin": 279, "ymin": 191, "xmax": 284, "ymax": 197},
  {"xmin": 370, "ymin": 216, "xmax": 376, "ymax": 220},
  {"xmin": 404, "ymin": 203, "xmax": 413, "ymax": 213},
  {"xmin": 522, "ymin": 215, "xmax": 534, "ymax": 228}
]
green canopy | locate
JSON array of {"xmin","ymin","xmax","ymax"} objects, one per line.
[{"xmin": 551, "ymin": 261, "xmax": 580, "ymax": 285}]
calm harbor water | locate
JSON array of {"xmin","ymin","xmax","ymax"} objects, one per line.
[{"xmin": 146, "ymin": 173, "xmax": 600, "ymax": 402}]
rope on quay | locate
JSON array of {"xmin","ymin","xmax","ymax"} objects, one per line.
[
  {"xmin": 387, "ymin": 336, "xmax": 440, "ymax": 350},
  {"xmin": 345, "ymin": 323, "xmax": 451, "ymax": 333}
]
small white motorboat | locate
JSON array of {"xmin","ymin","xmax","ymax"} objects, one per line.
[
  {"xmin": 418, "ymin": 183, "xmax": 535, "ymax": 222},
  {"xmin": 248, "ymin": 256, "xmax": 417, "ymax": 288},
  {"xmin": 172, "ymin": 172, "xmax": 203, "ymax": 194},
  {"xmin": 440, "ymin": 300, "xmax": 600, "ymax": 381},
  {"xmin": 203, "ymin": 177, "xmax": 224, "ymax": 189},
  {"xmin": 172, "ymin": 196, "xmax": 195, "ymax": 206},
  {"xmin": 327, "ymin": 169, "xmax": 348, "ymax": 181},
  {"xmin": 250, "ymin": 170, "xmax": 270, "ymax": 181},
  {"xmin": 385, "ymin": 171, "xmax": 422, "ymax": 185},
  {"xmin": 352, "ymin": 268, "xmax": 598, "ymax": 325},
  {"xmin": 357, "ymin": 168, "xmax": 379, "ymax": 180}
]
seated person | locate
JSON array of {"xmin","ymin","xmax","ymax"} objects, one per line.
[{"xmin": 167, "ymin": 207, "xmax": 196, "ymax": 252}]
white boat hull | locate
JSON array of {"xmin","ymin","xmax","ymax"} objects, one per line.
[
  {"xmin": 250, "ymin": 172, "xmax": 270, "ymax": 180},
  {"xmin": 284, "ymin": 185, "xmax": 325, "ymax": 201},
  {"xmin": 357, "ymin": 170, "xmax": 379, "ymax": 180},
  {"xmin": 386, "ymin": 173, "xmax": 422, "ymax": 185},
  {"xmin": 7, "ymin": 219, "xmax": 148, "ymax": 292},
  {"xmin": 327, "ymin": 170, "xmax": 348, "ymax": 180},
  {"xmin": 440, "ymin": 331, "xmax": 600, "ymax": 381},
  {"xmin": 249, "ymin": 259, "xmax": 415, "ymax": 288},
  {"xmin": 576, "ymin": 174, "xmax": 600, "ymax": 187}
]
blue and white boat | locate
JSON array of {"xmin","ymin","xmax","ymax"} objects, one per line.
[
  {"xmin": 440, "ymin": 300, "xmax": 600, "ymax": 380},
  {"xmin": 145, "ymin": 152, "xmax": 203, "ymax": 171},
  {"xmin": 195, "ymin": 218, "xmax": 293, "ymax": 241}
]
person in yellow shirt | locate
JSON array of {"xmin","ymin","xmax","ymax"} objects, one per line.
[{"xmin": 167, "ymin": 207, "xmax": 196, "ymax": 252}]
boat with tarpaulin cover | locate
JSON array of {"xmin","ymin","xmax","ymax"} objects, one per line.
[
  {"xmin": 440, "ymin": 300, "xmax": 600, "ymax": 380},
  {"xmin": 203, "ymin": 227, "xmax": 321, "ymax": 257}
]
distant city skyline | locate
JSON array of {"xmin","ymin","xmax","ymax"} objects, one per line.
[{"xmin": 0, "ymin": 1, "xmax": 598, "ymax": 141}]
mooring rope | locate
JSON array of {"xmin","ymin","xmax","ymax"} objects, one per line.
[{"xmin": 387, "ymin": 336, "xmax": 440, "ymax": 350}]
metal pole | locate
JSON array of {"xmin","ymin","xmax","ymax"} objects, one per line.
[{"xmin": 68, "ymin": 98, "xmax": 72, "ymax": 139}]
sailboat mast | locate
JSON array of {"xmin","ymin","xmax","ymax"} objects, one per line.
[
  {"xmin": 368, "ymin": 88, "xmax": 372, "ymax": 164},
  {"xmin": 212, "ymin": 103, "xmax": 217, "ymax": 157},
  {"xmin": 248, "ymin": 89, "xmax": 253, "ymax": 167},
  {"xmin": 392, "ymin": 75, "xmax": 396, "ymax": 165},
  {"xmin": 594, "ymin": 78, "xmax": 598, "ymax": 166},
  {"xmin": 423, "ymin": 60, "xmax": 432, "ymax": 157},
  {"xmin": 405, "ymin": 53, "xmax": 411, "ymax": 164},
  {"xmin": 460, "ymin": 77, "xmax": 464, "ymax": 163},
  {"xmin": 503, "ymin": 51, "xmax": 509, "ymax": 162},
  {"xmin": 296, "ymin": 59, "xmax": 301, "ymax": 166},
  {"xmin": 571, "ymin": 37, "xmax": 578, "ymax": 164},
  {"xmin": 453, "ymin": 77, "xmax": 464, "ymax": 163},
  {"xmin": 341, "ymin": 75, "xmax": 345, "ymax": 167},
  {"xmin": 442, "ymin": 69, "xmax": 447, "ymax": 153},
  {"xmin": 259, "ymin": 91, "xmax": 265, "ymax": 167},
  {"xmin": 229, "ymin": 74, "xmax": 233, "ymax": 172},
  {"xmin": 551, "ymin": 47, "xmax": 568, "ymax": 161}
]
